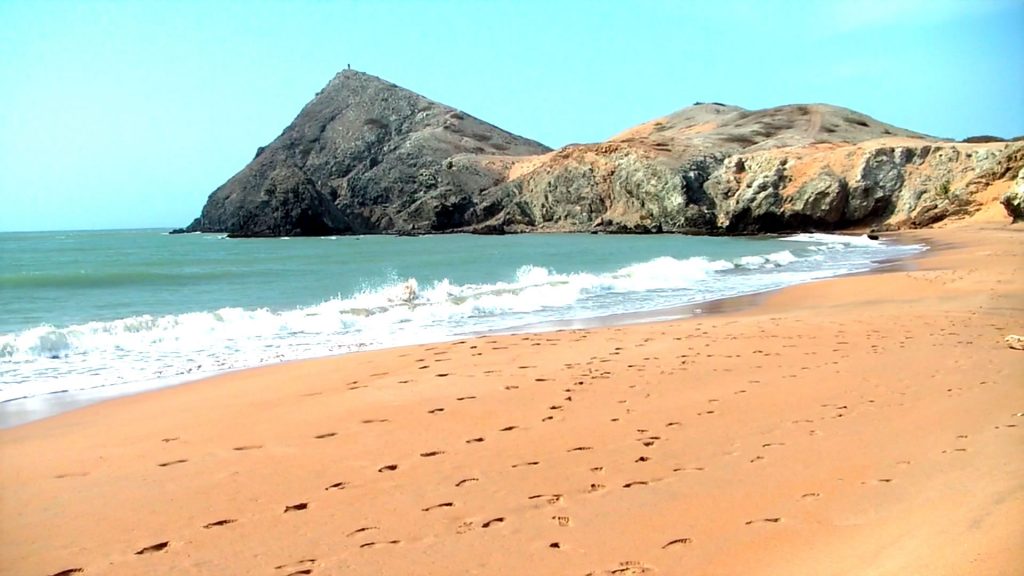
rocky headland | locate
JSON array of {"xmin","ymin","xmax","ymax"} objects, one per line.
[{"xmin": 183, "ymin": 70, "xmax": 1024, "ymax": 236}]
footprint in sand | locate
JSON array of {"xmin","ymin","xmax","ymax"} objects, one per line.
[
  {"xmin": 428, "ymin": 407, "xmax": 445, "ymax": 414},
  {"xmin": 745, "ymin": 517, "xmax": 782, "ymax": 525},
  {"xmin": 422, "ymin": 502, "xmax": 455, "ymax": 512},
  {"xmin": 202, "ymin": 519, "xmax": 237, "ymax": 529},
  {"xmin": 420, "ymin": 450, "xmax": 445, "ymax": 457},
  {"xmin": 378, "ymin": 464, "xmax": 399, "ymax": 472},
  {"xmin": 552, "ymin": 515, "xmax": 572, "ymax": 527},
  {"xmin": 325, "ymin": 481, "xmax": 349, "ymax": 491},
  {"xmin": 529, "ymin": 494, "xmax": 564, "ymax": 504},
  {"xmin": 607, "ymin": 560, "xmax": 654, "ymax": 575},
  {"xmin": 662, "ymin": 538, "xmax": 692, "ymax": 549},
  {"xmin": 465, "ymin": 437, "xmax": 485, "ymax": 444},
  {"xmin": 134, "ymin": 541, "xmax": 170, "ymax": 555},
  {"xmin": 512, "ymin": 461, "xmax": 540, "ymax": 468},
  {"xmin": 456, "ymin": 396, "xmax": 476, "ymax": 401},
  {"xmin": 361, "ymin": 418, "xmax": 390, "ymax": 424},
  {"xmin": 359, "ymin": 540, "xmax": 401, "ymax": 549},
  {"xmin": 314, "ymin": 432, "xmax": 337, "ymax": 439},
  {"xmin": 284, "ymin": 502, "xmax": 309, "ymax": 513},
  {"xmin": 481, "ymin": 517, "xmax": 505, "ymax": 528},
  {"xmin": 157, "ymin": 459, "xmax": 188, "ymax": 467},
  {"xmin": 455, "ymin": 477, "xmax": 479, "ymax": 487},
  {"xmin": 499, "ymin": 425, "xmax": 519, "ymax": 432},
  {"xmin": 274, "ymin": 559, "xmax": 317, "ymax": 573},
  {"xmin": 635, "ymin": 456, "xmax": 651, "ymax": 463},
  {"xmin": 588, "ymin": 483, "xmax": 606, "ymax": 493},
  {"xmin": 50, "ymin": 569, "xmax": 83, "ymax": 576},
  {"xmin": 160, "ymin": 437, "xmax": 179, "ymax": 443},
  {"xmin": 233, "ymin": 445, "xmax": 262, "ymax": 451},
  {"xmin": 623, "ymin": 481, "xmax": 648, "ymax": 488},
  {"xmin": 568, "ymin": 446, "xmax": 593, "ymax": 452},
  {"xmin": 346, "ymin": 527, "xmax": 378, "ymax": 537}
]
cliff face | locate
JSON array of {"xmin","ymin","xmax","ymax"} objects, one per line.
[
  {"xmin": 469, "ymin": 104, "xmax": 1022, "ymax": 234},
  {"xmin": 184, "ymin": 73, "xmax": 1023, "ymax": 236},
  {"xmin": 185, "ymin": 70, "xmax": 550, "ymax": 236}
]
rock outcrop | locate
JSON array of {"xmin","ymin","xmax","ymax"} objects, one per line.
[
  {"xmin": 468, "ymin": 105, "xmax": 1021, "ymax": 234},
  {"xmin": 1002, "ymin": 166, "xmax": 1024, "ymax": 222},
  {"xmin": 185, "ymin": 70, "xmax": 550, "ymax": 236},
  {"xmin": 184, "ymin": 72, "xmax": 1024, "ymax": 236}
]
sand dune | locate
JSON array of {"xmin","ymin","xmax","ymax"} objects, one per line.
[{"xmin": 1, "ymin": 223, "xmax": 1021, "ymax": 575}]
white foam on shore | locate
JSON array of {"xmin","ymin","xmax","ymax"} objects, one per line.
[{"xmin": 0, "ymin": 237, "xmax": 924, "ymax": 407}]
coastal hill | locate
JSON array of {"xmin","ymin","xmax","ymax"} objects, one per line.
[
  {"xmin": 184, "ymin": 70, "xmax": 551, "ymax": 236},
  {"xmin": 184, "ymin": 70, "xmax": 1024, "ymax": 236}
]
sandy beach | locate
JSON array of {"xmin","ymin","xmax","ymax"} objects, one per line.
[{"xmin": 1, "ymin": 222, "xmax": 1021, "ymax": 576}]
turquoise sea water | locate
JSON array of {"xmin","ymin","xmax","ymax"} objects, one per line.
[{"xmin": 0, "ymin": 229, "xmax": 923, "ymax": 418}]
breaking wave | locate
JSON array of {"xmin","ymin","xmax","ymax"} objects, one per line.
[{"xmin": 0, "ymin": 235, "xmax": 923, "ymax": 403}]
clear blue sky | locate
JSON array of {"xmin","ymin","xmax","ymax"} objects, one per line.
[{"xmin": 1, "ymin": 0, "xmax": 1022, "ymax": 232}]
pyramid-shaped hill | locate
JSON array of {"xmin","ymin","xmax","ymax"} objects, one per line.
[{"xmin": 185, "ymin": 70, "xmax": 551, "ymax": 236}]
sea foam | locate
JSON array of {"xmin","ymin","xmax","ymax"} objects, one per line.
[{"xmin": 0, "ymin": 236, "xmax": 923, "ymax": 404}]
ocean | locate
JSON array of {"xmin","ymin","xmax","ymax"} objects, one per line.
[{"xmin": 0, "ymin": 229, "xmax": 924, "ymax": 424}]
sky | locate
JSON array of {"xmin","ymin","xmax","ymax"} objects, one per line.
[{"xmin": 1, "ymin": 0, "xmax": 1022, "ymax": 232}]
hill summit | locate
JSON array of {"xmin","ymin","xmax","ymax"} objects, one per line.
[{"xmin": 185, "ymin": 70, "xmax": 550, "ymax": 236}]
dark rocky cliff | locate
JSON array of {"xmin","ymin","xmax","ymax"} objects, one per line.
[
  {"xmin": 184, "ymin": 72, "xmax": 1023, "ymax": 236},
  {"xmin": 185, "ymin": 70, "xmax": 550, "ymax": 236}
]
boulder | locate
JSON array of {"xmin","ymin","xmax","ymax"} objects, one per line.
[{"xmin": 1002, "ymin": 167, "xmax": 1024, "ymax": 222}]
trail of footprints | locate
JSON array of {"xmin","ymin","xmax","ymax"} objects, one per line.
[{"xmin": 82, "ymin": 334, "xmax": 999, "ymax": 576}]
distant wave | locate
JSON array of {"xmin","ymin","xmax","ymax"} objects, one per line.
[
  {"xmin": 782, "ymin": 232, "xmax": 887, "ymax": 247},
  {"xmin": 0, "ymin": 269, "xmax": 233, "ymax": 290}
]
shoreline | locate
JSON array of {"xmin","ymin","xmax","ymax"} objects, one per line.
[
  {"xmin": 2, "ymin": 222, "xmax": 1021, "ymax": 575},
  {"xmin": 0, "ymin": 232, "xmax": 923, "ymax": 430}
]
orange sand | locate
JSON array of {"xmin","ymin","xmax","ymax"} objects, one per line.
[{"xmin": 1, "ymin": 223, "xmax": 1022, "ymax": 576}]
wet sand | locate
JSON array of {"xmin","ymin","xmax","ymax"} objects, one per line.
[{"xmin": 1, "ymin": 222, "xmax": 1021, "ymax": 575}]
